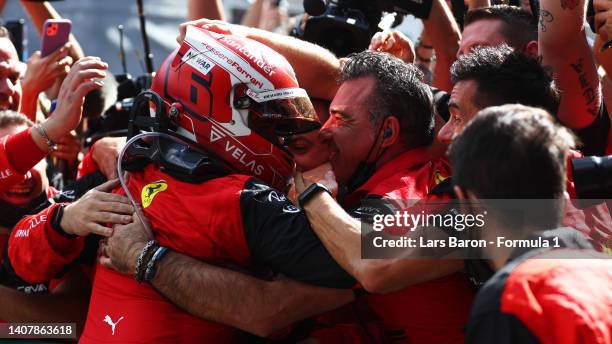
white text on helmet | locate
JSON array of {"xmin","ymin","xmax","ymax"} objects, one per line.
[
  {"xmin": 198, "ymin": 40, "xmax": 264, "ymax": 89},
  {"xmin": 225, "ymin": 140, "xmax": 265, "ymax": 176},
  {"xmin": 220, "ymin": 37, "xmax": 277, "ymax": 78}
]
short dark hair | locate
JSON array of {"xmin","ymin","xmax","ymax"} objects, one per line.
[
  {"xmin": 464, "ymin": 5, "xmax": 537, "ymax": 51},
  {"xmin": 451, "ymin": 44, "xmax": 559, "ymax": 115},
  {"xmin": 0, "ymin": 110, "xmax": 33, "ymax": 130},
  {"xmin": 340, "ymin": 51, "xmax": 434, "ymax": 149},
  {"xmin": 449, "ymin": 105, "xmax": 574, "ymax": 228}
]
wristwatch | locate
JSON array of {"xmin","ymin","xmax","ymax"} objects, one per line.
[{"xmin": 298, "ymin": 183, "xmax": 332, "ymax": 208}]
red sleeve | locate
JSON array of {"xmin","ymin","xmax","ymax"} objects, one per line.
[
  {"xmin": 6, "ymin": 203, "xmax": 85, "ymax": 284},
  {"xmin": 0, "ymin": 135, "xmax": 27, "ymax": 193},
  {"xmin": 77, "ymin": 145, "xmax": 99, "ymax": 179},
  {"xmin": 5, "ymin": 128, "xmax": 47, "ymax": 175}
]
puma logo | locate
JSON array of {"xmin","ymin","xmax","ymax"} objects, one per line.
[{"xmin": 103, "ymin": 315, "xmax": 124, "ymax": 336}]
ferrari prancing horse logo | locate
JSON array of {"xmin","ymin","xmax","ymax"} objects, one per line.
[{"xmin": 141, "ymin": 180, "xmax": 167, "ymax": 208}]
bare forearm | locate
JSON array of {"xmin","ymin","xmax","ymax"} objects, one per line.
[
  {"xmin": 19, "ymin": 87, "xmax": 39, "ymax": 121},
  {"xmin": 188, "ymin": 0, "xmax": 226, "ymax": 21},
  {"xmin": 539, "ymin": 0, "xmax": 600, "ymax": 128},
  {"xmin": 303, "ymin": 194, "xmax": 464, "ymax": 293},
  {"xmin": 241, "ymin": 0, "xmax": 264, "ymax": 27},
  {"xmin": 424, "ymin": 0, "xmax": 461, "ymax": 92},
  {"xmin": 152, "ymin": 251, "xmax": 353, "ymax": 337},
  {"xmin": 243, "ymin": 28, "xmax": 340, "ymax": 100}
]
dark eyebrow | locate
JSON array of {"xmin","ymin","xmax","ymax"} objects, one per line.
[{"xmin": 330, "ymin": 109, "xmax": 351, "ymax": 119}]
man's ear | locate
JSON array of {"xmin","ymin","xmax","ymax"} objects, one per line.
[
  {"xmin": 381, "ymin": 116, "xmax": 400, "ymax": 148},
  {"xmin": 524, "ymin": 40, "xmax": 539, "ymax": 58}
]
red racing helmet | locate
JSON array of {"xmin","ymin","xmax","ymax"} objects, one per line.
[{"xmin": 135, "ymin": 26, "xmax": 320, "ymax": 189}]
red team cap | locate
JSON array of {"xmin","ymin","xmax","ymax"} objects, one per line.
[{"xmin": 149, "ymin": 26, "xmax": 320, "ymax": 189}]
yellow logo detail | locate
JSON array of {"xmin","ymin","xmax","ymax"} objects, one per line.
[
  {"xmin": 602, "ymin": 238, "xmax": 612, "ymax": 256},
  {"xmin": 141, "ymin": 180, "xmax": 167, "ymax": 208},
  {"xmin": 434, "ymin": 170, "xmax": 448, "ymax": 185}
]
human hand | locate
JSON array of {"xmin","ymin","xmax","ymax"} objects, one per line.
[
  {"xmin": 99, "ymin": 212, "xmax": 154, "ymax": 275},
  {"xmin": 595, "ymin": 0, "xmax": 612, "ymax": 42},
  {"xmin": 369, "ymin": 30, "xmax": 415, "ymax": 64},
  {"xmin": 60, "ymin": 179, "xmax": 133, "ymax": 237},
  {"xmin": 43, "ymin": 56, "xmax": 107, "ymax": 142},
  {"xmin": 50, "ymin": 130, "xmax": 80, "ymax": 164},
  {"xmin": 91, "ymin": 137, "xmax": 126, "ymax": 179},
  {"xmin": 21, "ymin": 43, "xmax": 73, "ymax": 96},
  {"xmin": 292, "ymin": 162, "xmax": 338, "ymax": 205}
]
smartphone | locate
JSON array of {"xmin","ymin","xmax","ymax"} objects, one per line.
[{"xmin": 41, "ymin": 19, "xmax": 71, "ymax": 57}]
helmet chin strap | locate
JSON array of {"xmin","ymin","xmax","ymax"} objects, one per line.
[{"xmin": 343, "ymin": 121, "xmax": 388, "ymax": 195}]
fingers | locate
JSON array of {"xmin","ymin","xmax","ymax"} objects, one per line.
[
  {"xmin": 88, "ymin": 222, "xmax": 114, "ymax": 237},
  {"xmin": 294, "ymin": 170, "xmax": 305, "ymax": 192},
  {"xmin": 63, "ymin": 57, "xmax": 107, "ymax": 83},
  {"xmin": 95, "ymin": 191, "xmax": 133, "ymax": 205},
  {"xmin": 177, "ymin": 19, "xmax": 234, "ymax": 43},
  {"xmin": 178, "ymin": 20, "xmax": 210, "ymax": 43},
  {"xmin": 54, "ymin": 56, "xmax": 73, "ymax": 78},
  {"xmin": 96, "ymin": 201, "xmax": 134, "ymax": 215},
  {"xmin": 594, "ymin": 0, "xmax": 612, "ymax": 12},
  {"xmin": 200, "ymin": 23, "xmax": 232, "ymax": 34},
  {"xmin": 53, "ymin": 142, "xmax": 80, "ymax": 154},
  {"xmin": 91, "ymin": 211, "xmax": 132, "ymax": 226},
  {"xmin": 595, "ymin": 11, "xmax": 612, "ymax": 32},
  {"xmin": 178, "ymin": 22, "xmax": 189, "ymax": 44},
  {"xmin": 369, "ymin": 31, "xmax": 392, "ymax": 51},
  {"xmin": 95, "ymin": 178, "xmax": 121, "ymax": 192},
  {"xmin": 73, "ymin": 79, "xmax": 105, "ymax": 99},
  {"xmin": 98, "ymin": 255, "xmax": 117, "ymax": 270},
  {"xmin": 61, "ymin": 60, "xmax": 107, "ymax": 97},
  {"xmin": 44, "ymin": 43, "xmax": 71, "ymax": 62}
]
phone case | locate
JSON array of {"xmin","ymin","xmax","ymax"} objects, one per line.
[{"xmin": 41, "ymin": 19, "xmax": 72, "ymax": 57}]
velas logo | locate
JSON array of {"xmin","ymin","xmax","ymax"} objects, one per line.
[{"xmin": 141, "ymin": 180, "xmax": 168, "ymax": 209}]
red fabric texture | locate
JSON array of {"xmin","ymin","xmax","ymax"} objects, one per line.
[
  {"xmin": 501, "ymin": 250, "xmax": 612, "ymax": 344},
  {"xmin": 345, "ymin": 147, "xmax": 475, "ymax": 344},
  {"xmin": 77, "ymin": 145, "xmax": 98, "ymax": 179},
  {"xmin": 7, "ymin": 203, "xmax": 84, "ymax": 284},
  {"xmin": 0, "ymin": 134, "xmax": 27, "ymax": 193},
  {"xmin": 80, "ymin": 164, "xmax": 252, "ymax": 343},
  {"xmin": 5, "ymin": 128, "xmax": 47, "ymax": 175}
]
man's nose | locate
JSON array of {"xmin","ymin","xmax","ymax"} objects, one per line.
[
  {"xmin": 318, "ymin": 118, "xmax": 335, "ymax": 142},
  {"xmin": 437, "ymin": 122, "xmax": 455, "ymax": 145}
]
